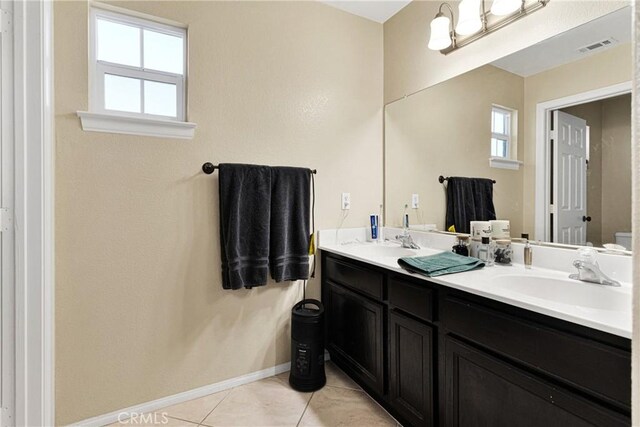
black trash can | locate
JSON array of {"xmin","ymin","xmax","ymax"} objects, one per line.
[{"xmin": 289, "ymin": 299, "xmax": 326, "ymax": 392}]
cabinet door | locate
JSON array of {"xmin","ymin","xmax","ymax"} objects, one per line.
[
  {"xmin": 444, "ymin": 336, "xmax": 629, "ymax": 427},
  {"xmin": 389, "ymin": 310, "xmax": 433, "ymax": 427},
  {"xmin": 326, "ymin": 281, "xmax": 384, "ymax": 394}
]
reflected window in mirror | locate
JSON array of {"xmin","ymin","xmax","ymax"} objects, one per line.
[{"xmin": 491, "ymin": 105, "xmax": 516, "ymax": 158}]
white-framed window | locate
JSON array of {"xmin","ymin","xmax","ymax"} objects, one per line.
[
  {"xmin": 489, "ymin": 105, "xmax": 521, "ymax": 170},
  {"xmin": 78, "ymin": 5, "xmax": 196, "ymax": 139},
  {"xmin": 491, "ymin": 106, "xmax": 512, "ymax": 158}
]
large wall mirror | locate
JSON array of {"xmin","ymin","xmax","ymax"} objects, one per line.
[{"xmin": 384, "ymin": 6, "xmax": 632, "ymax": 251}]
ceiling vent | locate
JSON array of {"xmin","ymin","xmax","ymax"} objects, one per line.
[{"xmin": 577, "ymin": 38, "xmax": 618, "ymax": 54}]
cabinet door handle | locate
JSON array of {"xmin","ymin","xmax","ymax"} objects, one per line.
[{"xmin": 582, "ymin": 216, "xmax": 592, "ymax": 222}]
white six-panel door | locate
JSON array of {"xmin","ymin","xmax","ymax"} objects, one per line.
[{"xmin": 553, "ymin": 110, "xmax": 588, "ymax": 245}]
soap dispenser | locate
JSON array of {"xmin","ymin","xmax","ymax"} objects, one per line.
[{"xmin": 522, "ymin": 233, "xmax": 532, "ymax": 269}]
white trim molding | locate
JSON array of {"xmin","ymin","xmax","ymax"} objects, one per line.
[
  {"xmin": 489, "ymin": 156, "xmax": 522, "ymax": 170},
  {"xmin": 12, "ymin": 0, "xmax": 55, "ymax": 426},
  {"xmin": 77, "ymin": 111, "xmax": 197, "ymax": 139},
  {"xmin": 534, "ymin": 81, "xmax": 632, "ymax": 242},
  {"xmin": 73, "ymin": 351, "xmax": 331, "ymax": 427}
]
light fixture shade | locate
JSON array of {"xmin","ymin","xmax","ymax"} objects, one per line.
[
  {"xmin": 491, "ymin": 0, "xmax": 521, "ymax": 16},
  {"xmin": 428, "ymin": 15, "xmax": 452, "ymax": 51},
  {"xmin": 456, "ymin": 0, "xmax": 482, "ymax": 35}
]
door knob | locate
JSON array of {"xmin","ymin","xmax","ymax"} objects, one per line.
[{"xmin": 582, "ymin": 216, "xmax": 592, "ymax": 222}]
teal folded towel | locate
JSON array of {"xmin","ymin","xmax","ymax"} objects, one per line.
[{"xmin": 398, "ymin": 251, "xmax": 485, "ymax": 277}]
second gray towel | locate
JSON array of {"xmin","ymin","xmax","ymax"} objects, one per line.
[{"xmin": 270, "ymin": 167, "xmax": 310, "ymax": 282}]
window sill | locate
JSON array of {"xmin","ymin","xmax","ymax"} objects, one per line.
[
  {"xmin": 77, "ymin": 111, "xmax": 197, "ymax": 139},
  {"xmin": 489, "ymin": 157, "xmax": 522, "ymax": 170}
]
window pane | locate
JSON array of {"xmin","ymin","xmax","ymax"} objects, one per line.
[
  {"xmin": 144, "ymin": 80, "xmax": 177, "ymax": 117},
  {"xmin": 143, "ymin": 30, "xmax": 184, "ymax": 75},
  {"xmin": 97, "ymin": 18, "xmax": 141, "ymax": 67},
  {"xmin": 492, "ymin": 110, "xmax": 506, "ymax": 134},
  {"xmin": 491, "ymin": 138, "xmax": 508, "ymax": 158},
  {"xmin": 105, "ymin": 74, "xmax": 141, "ymax": 113}
]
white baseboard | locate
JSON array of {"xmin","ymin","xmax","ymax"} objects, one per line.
[
  {"xmin": 74, "ymin": 352, "xmax": 331, "ymax": 427},
  {"xmin": 74, "ymin": 362, "xmax": 291, "ymax": 426}
]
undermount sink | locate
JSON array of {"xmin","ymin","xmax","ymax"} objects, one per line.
[
  {"xmin": 489, "ymin": 274, "xmax": 630, "ymax": 312},
  {"xmin": 350, "ymin": 244, "xmax": 419, "ymax": 258}
]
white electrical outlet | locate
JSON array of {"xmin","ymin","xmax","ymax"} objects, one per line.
[
  {"xmin": 341, "ymin": 193, "xmax": 351, "ymax": 210},
  {"xmin": 412, "ymin": 193, "xmax": 419, "ymax": 209}
]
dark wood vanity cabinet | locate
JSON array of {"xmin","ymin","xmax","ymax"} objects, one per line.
[
  {"xmin": 444, "ymin": 336, "xmax": 628, "ymax": 427},
  {"xmin": 325, "ymin": 281, "xmax": 385, "ymax": 394},
  {"xmin": 389, "ymin": 310, "xmax": 434, "ymax": 427},
  {"xmin": 321, "ymin": 251, "xmax": 631, "ymax": 427}
]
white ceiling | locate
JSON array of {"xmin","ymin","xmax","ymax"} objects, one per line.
[
  {"xmin": 492, "ymin": 6, "xmax": 631, "ymax": 77},
  {"xmin": 319, "ymin": 0, "xmax": 412, "ymax": 23}
]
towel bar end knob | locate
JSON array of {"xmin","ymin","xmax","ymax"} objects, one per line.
[{"xmin": 202, "ymin": 162, "xmax": 216, "ymax": 174}]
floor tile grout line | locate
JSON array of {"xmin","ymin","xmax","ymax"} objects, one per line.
[
  {"xmin": 198, "ymin": 388, "xmax": 233, "ymax": 427},
  {"xmin": 295, "ymin": 391, "xmax": 315, "ymax": 427}
]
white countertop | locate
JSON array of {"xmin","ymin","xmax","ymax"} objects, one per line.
[{"xmin": 318, "ymin": 230, "xmax": 632, "ymax": 339}]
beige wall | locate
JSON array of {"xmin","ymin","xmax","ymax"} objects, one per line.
[
  {"xmin": 601, "ymin": 94, "xmax": 632, "ymax": 243},
  {"xmin": 383, "ymin": 0, "xmax": 628, "ymax": 104},
  {"xmin": 561, "ymin": 102, "xmax": 604, "ymax": 246},
  {"xmin": 385, "ymin": 65, "xmax": 525, "ymax": 235},
  {"xmin": 522, "ymin": 43, "xmax": 632, "ymax": 236},
  {"xmin": 54, "ymin": 1, "xmax": 383, "ymax": 424}
]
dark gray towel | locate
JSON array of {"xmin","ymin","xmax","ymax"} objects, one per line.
[
  {"xmin": 219, "ymin": 163, "xmax": 272, "ymax": 290},
  {"xmin": 269, "ymin": 167, "xmax": 310, "ymax": 282},
  {"xmin": 445, "ymin": 177, "xmax": 496, "ymax": 234}
]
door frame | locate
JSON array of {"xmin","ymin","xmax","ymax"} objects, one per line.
[
  {"xmin": 11, "ymin": 1, "xmax": 55, "ymax": 426},
  {"xmin": 1, "ymin": 0, "xmax": 15, "ymax": 425},
  {"xmin": 534, "ymin": 81, "xmax": 632, "ymax": 241}
]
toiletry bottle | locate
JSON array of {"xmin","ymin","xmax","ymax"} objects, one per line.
[
  {"xmin": 478, "ymin": 236, "xmax": 494, "ymax": 266},
  {"xmin": 452, "ymin": 235, "xmax": 470, "ymax": 256},
  {"xmin": 369, "ymin": 214, "xmax": 378, "ymax": 241},
  {"xmin": 522, "ymin": 233, "xmax": 532, "ymax": 269}
]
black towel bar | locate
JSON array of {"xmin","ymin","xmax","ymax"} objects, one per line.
[
  {"xmin": 202, "ymin": 162, "xmax": 317, "ymax": 175},
  {"xmin": 438, "ymin": 175, "xmax": 496, "ymax": 184}
]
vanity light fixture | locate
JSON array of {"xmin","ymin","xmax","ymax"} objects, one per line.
[
  {"xmin": 428, "ymin": 0, "xmax": 549, "ymax": 55},
  {"xmin": 427, "ymin": 3, "xmax": 456, "ymax": 51},
  {"xmin": 456, "ymin": 0, "xmax": 483, "ymax": 36},
  {"xmin": 491, "ymin": 0, "xmax": 522, "ymax": 15}
]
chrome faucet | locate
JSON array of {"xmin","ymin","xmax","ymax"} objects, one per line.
[
  {"xmin": 569, "ymin": 260, "xmax": 621, "ymax": 287},
  {"xmin": 395, "ymin": 232, "xmax": 420, "ymax": 249},
  {"xmin": 395, "ymin": 213, "xmax": 420, "ymax": 249}
]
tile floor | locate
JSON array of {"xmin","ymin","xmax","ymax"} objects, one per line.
[{"xmin": 107, "ymin": 361, "xmax": 398, "ymax": 427}]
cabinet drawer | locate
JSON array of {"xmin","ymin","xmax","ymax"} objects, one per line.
[
  {"xmin": 325, "ymin": 256, "xmax": 384, "ymax": 300},
  {"xmin": 441, "ymin": 295, "xmax": 631, "ymax": 409},
  {"xmin": 388, "ymin": 276, "xmax": 434, "ymax": 322}
]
